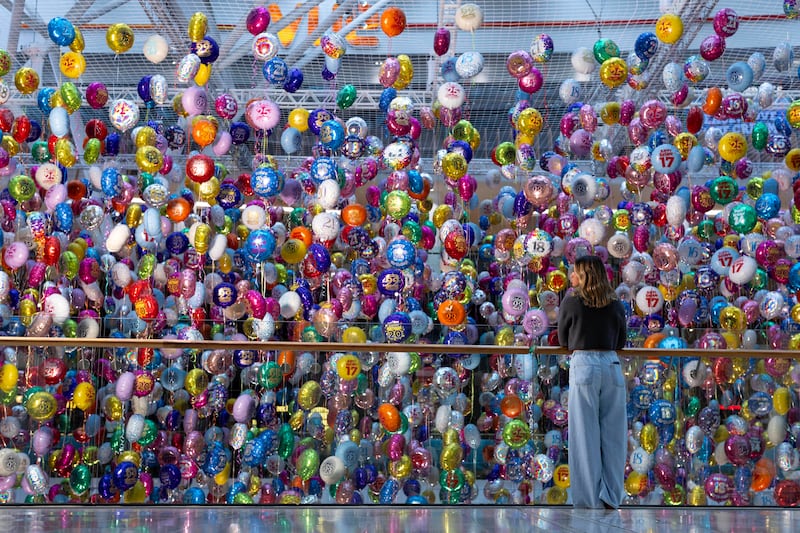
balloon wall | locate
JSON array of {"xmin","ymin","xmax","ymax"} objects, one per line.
[{"xmin": 0, "ymin": 3, "xmax": 798, "ymax": 506}]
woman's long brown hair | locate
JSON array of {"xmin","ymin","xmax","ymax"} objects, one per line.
[{"xmin": 572, "ymin": 255, "xmax": 617, "ymax": 308}]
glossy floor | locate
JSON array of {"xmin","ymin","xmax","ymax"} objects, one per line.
[{"xmin": 0, "ymin": 506, "xmax": 795, "ymax": 533}]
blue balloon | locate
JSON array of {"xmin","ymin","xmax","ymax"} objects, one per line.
[
  {"xmin": 53, "ymin": 203, "xmax": 73, "ymax": 233},
  {"xmin": 263, "ymin": 57, "xmax": 288, "ymax": 84},
  {"xmin": 48, "ymin": 17, "xmax": 76, "ymax": 47},
  {"xmin": 726, "ymin": 61, "xmax": 754, "ymax": 92},
  {"xmin": 37, "ymin": 88, "xmax": 56, "ymax": 115},
  {"xmin": 440, "ymin": 57, "xmax": 461, "ymax": 82},
  {"xmin": 191, "ymin": 35, "xmax": 220, "ymax": 64},
  {"xmin": 280, "ymin": 127, "xmax": 302, "ymax": 154},
  {"xmin": 319, "ymin": 119, "xmax": 345, "ymax": 151},
  {"xmin": 762, "ymin": 177, "xmax": 780, "ymax": 195},
  {"xmin": 386, "ymin": 239, "xmax": 416, "ymax": 269},
  {"xmin": 165, "ymin": 232, "xmax": 189, "ymax": 255},
  {"xmin": 182, "ymin": 487, "xmax": 205, "ymax": 504},
  {"xmin": 229, "ymin": 122, "xmax": 250, "ymax": 145},
  {"xmin": 112, "ymin": 461, "xmax": 139, "ymax": 491},
  {"xmin": 26, "ymin": 120, "xmax": 42, "ymax": 143},
  {"xmin": 244, "ymin": 228, "xmax": 277, "ymax": 261},
  {"xmin": 383, "ymin": 311, "xmax": 413, "ymax": 343},
  {"xmin": 321, "ymin": 66, "xmax": 336, "ymax": 80},
  {"xmin": 283, "ymin": 68, "xmax": 304, "ymax": 93},
  {"xmin": 788, "ymin": 262, "xmax": 800, "ymax": 292},
  {"xmin": 307, "ymin": 109, "xmax": 333, "ymax": 135},
  {"xmin": 448, "ymin": 140, "xmax": 473, "ymax": 162},
  {"xmin": 775, "ymin": 114, "xmax": 793, "ymax": 137},
  {"xmin": 379, "ymin": 88, "xmax": 397, "ymax": 112},
  {"xmin": 159, "ymin": 463, "xmax": 182, "ymax": 489},
  {"xmin": 634, "ymin": 32, "xmax": 659, "ymax": 60},
  {"xmin": 755, "ymin": 192, "xmax": 781, "ymax": 219},
  {"xmin": 250, "ymin": 165, "xmax": 284, "ymax": 197},
  {"xmin": 101, "ymin": 167, "xmax": 120, "ymax": 196},
  {"xmin": 379, "ymin": 477, "xmax": 400, "ymax": 504},
  {"xmin": 97, "ymin": 473, "xmax": 115, "ymax": 500},
  {"xmin": 165, "ymin": 125, "xmax": 186, "ymax": 149},
  {"xmin": 310, "ymin": 156, "xmax": 337, "ymax": 184},
  {"xmin": 137, "ymin": 76, "xmax": 152, "ymax": 103},
  {"xmin": 105, "ymin": 133, "xmax": 121, "ymax": 156},
  {"xmin": 687, "ymin": 145, "xmax": 706, "ymax": 172}
]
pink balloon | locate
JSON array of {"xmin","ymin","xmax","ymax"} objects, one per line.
[
  {"xmin": 246, "ymin": 6, "xmax": 271, "ymax": 35},
  {"xmin": 433, "ymin": 28, "xmax": 451, "ymax": 56},
  {"xmin": 212, "ymin": 131, "xmax": 232, "ymax": 156},
  {"xmin": 246, "ymin": 99, "xmax": 281, "ymax": 131},
  {"xmin": 3, "ymin": 241, "xmax": 29, "ymax": 269},
  {"xmin": 181, "ymin": 86, "xmax": 208, "ymax": 116},
  {"xmin": 518, "ymin": 68, "xmax": 543, "ymax": 93}
]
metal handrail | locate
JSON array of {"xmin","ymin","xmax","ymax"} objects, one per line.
[{"xmin": 1, "ymin": 336, "xmax": 795, "ymax": 359}]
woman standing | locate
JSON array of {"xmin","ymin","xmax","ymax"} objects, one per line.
[{"xmin": 557, "ymin": 255, "xmax": 628, "ymax": 509}]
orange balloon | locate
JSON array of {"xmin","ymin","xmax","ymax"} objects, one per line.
[
  {"xmin": 191, "ymin": 118, "xmax": 216, "ymax": 148},
  {"xmin": 166, "ymin": 197, "xmax": 192, "ymax": 222},
  {"xmin": 408, "ymin": 177, "xmax": 431, "ymax": 201},
  {"xmin": 378, "ymin": 403, "xmax": 401, "ymax": 432},
  {"xmin": 289, "ymin": 226, "xmax": 313, "ymax": 247},
  {"xmin": 500, "ymin": 394, "xmax": 524, "ymax": 418},
  {"xmin": 702, "ymin": 87, "xmax": 722, "ymax": 115},
  {"xmin": 277, "ymin": 351, "xmax": 296, "ymax": 376},
  {"xmin": 67, "ymin": 180, "xmax": 87, "ymax": 201},
  {"xmin": 643, "ymin": 333, "xmax": 667, "ymax": 349},
  {"xmin": 341, "ymin": 204, "xmax": 367, "ymax": 226},
  {"xmin": 380, "ymin": 7, "xmax": 407, "ymax": 37},
  {"xmin": 751, "ymin": 457, "xmax": 776, "ymax": 492},
  {"xmin": 437, "ymin": 299, "xmax": 465, "ymax": 326}
]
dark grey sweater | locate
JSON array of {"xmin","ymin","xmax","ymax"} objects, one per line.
[{"xmin": 557, "ymin": 295, "xmax": 627, "ymax": 351}]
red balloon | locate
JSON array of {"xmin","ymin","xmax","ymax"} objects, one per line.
[
  {"xmin": 85, "ymin": 119, "xmax": 108, "ymax": 140},
  {"xmin": 11, "ymin": 115, "xmax": 31, "ymax": 143},
  {"xmin": 186, "ymin": 153, "xmax": 215, "ymax": 183},
  {"xmin": 0, "ymin": 108, "xmax": 13, "ymax": 132},
  {"xmin": 774, "ymin": 479, "xmax": 800, "ymax": 507},
  {"xmin": 433, "ymin": 28, "xmax": 451, "ymax": 56},
  {"xmin": 686, "ymin": 105, "xmax": 704, "ymax": 134}
]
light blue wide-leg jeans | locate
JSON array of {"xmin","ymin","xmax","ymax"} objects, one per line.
[{"xmin": 567, "ymin": 350, "xmax": 627, "ymax": 509}]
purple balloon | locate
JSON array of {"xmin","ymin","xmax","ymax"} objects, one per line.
[{"xmin": 246, "ymin": 6, "xmax": 271, "ymax": 35}]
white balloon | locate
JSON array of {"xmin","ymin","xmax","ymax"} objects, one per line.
[
  {"xmin": 558, "ymin": 79, "xmax": 582, "ymax": 105},
  {"xmin": 666, "ymin": 195, "xmax": 687, "ymax": 226},
  {"xmin": 635, "ymin": 285, "xmax": 664, "ymax": 315},
  {"xmin": 241, "ymin": 205, "xmax": 267, "ymax": 230},
  {"xmin": 728, "ymin": 255, "xmax": 756, "ymax": 285},
  {"xmin": 607, "ymin": 233, "xmax": 632, "ymax": 259},
  {"xmin": 455, "ymin": 51, "xmax": 484, "ymax": 79},
  {"xmin": 43, "ymin": 293, "xmax": 70, "ymax": 325},
  {"xmin": 208, "ymin": 234, "xmax": 227, "ymax": 261},
  {"xmin": 571, "ymin": 47, "xmax": 596, "ymax": 75},
  {"xmin": 48, "ymin": 107, "xmax": 70, "ymax": 137},
  {"xmin": 454, "ymin": 3, "xmax": 483, "ymax": 31},
  {"xmin": 578, "ymin": 218, "xmax": 605, "ymax": 245},
  {"xmin": 143, "ymin": 34, "xmax": 169, "ymax": 64},
  {"xmin": 279, "ymin": 291, "xmax": 301, "ymax": 319},
  {"xmin": 311, "ymin": 212, "xmax": 339, "ymax": 241},
  {"xmin": 437, "ymin": 81, "xmax": 466, "ymax": 110},
  {"xmin": 316, "ymin": 179, "xmax": 340, "ymax": 209},
  {"xmin": 106, "ymin": 223, "xmax": 131, "ymax": 253}
]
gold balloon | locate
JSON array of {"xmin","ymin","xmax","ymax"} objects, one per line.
[
  {"xmin": 59, "ymin": 51, "xmax": 86, "ymax": 79},
  {"xmin": 545, "ymin": 486, "xmax": 568, "ymax": 504},
  {"xmin": 0, "ymin": 363, "xmax": 18, "ymax": 393},
  {"xmin": 27, "ymin": 391, "xmax": 58, "ymax": 421},
  {"xmin": 773, "ymin": 387, "xmax": 791, "ymax": 416},
  {"xmin": 194, "ymin": 63, "xmax": 212, "ymax": 86},
  {"xmin": 687, "ymin": 484, "xmax": 707, "ymax": 506},
  {"xmin": 297, "ymin": 381, "xmax": 322, "ymax": 410},
  {"xmin": 640, "ymin": 422, "xmax": 658, "ymax": 453},
  {"xmin": 104, "ymin": 395, "xmax": 123, "ymax": 421},
  {"xmin": 439, "ymin": 442, "xmax": 463, "ymax": 471},
  {"xmin": 188, "ymin": 12, "xmax": 208, "ymax": 42},
  {"xmin": 117, "ymin": 450, "xmax": 141, "ymax": 467},
  {"xmin": 1, "ymin": 135, "xmax": 19, "ymax": 157},
  {"xmin": 214, "ymin": 462, "xmax": 231, "ymax": 486},
  {"xmin": 107, "ymin": 23, "xmax": 135, "ymax": 54},
  {"xmin": 124, "ymin": 481, "xmax": 147, "ymax": 503},
  {"xmin": 135, "ymin": 126, "xmax": 157, "ymax": 148},
  {"xmin": 126, "ymin": 204, "xmax": 143, "ymax": 228},
  {"xmin": 69, "ymin": 26, "xmax": 85, "ymax": 52},
  {"xmin": 14, "ymin": 67, "xmax": 39, "ymax": 94},
  {"xmin": 72, "ymin": 381, "xmax": 96, "ymax": 411},
  {"xmin": 55, "ymin": 138, "xmax": 77, "ymax": 167},
  {"xmin": 389, "ymin": 455, "xmax": 412, "ymax": 479},
  {"xmin": 135, "ymin": 145, "xmax": 163, "ymax": 174},
  {"xmin": 61, "ymin": 82, "xmax": 81, "ymax": 113},
  {"xmin": 185, "ymin": 368, "xmax": 209, "ymax": 396},
  {"xmin": 197, "ymin": 177, "xmax": 220, "ymax": 203},
  {"xmin": 193, "ymin": 223, "xmax": 212, "ymax": 254},
  {"xmin": 719, "ymin": 307, "xmax": 745, "ymax": 332},
  {"xmin": 442, "ymin": 428, "xmax": 460, "ymax": 447},
  {"xmin": 19, "ymin": 299, "xmax": 36, "ymax": 325},
  {"xmin": 289, "ymin": 410, "xmax": 305, "ymax": 431},
  {"xmin": 624, "ymin": 471, "xmax": 646, "ymax": 496}
]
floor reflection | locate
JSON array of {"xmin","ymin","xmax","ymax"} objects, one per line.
[{"xmin": 1, "ymin": 506, "xmax": 796, "ymax": 533}]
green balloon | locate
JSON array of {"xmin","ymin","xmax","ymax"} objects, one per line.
[
  {"xmin": 502, "ymin": 419, "xmax": 530, "ymax": 449},
  {"xmin": 259, "ymin": 361, "xmax": 283, "ymax": 389},
  {"xmin": 696, "ymin": 220, "xmax": 715, "ymax": 240},
  {"xmin": 9, "ymin": 174, "xmax": 36, "ymax": 202},
  {"xmin": 593, "ymin": 38, "xmax": 620, "ymax": 63},
  {"xmin": 728, "ymin": 203, "xmax": 757, "ymax": 233},
  {"xmin": 709, "ymin": 176, "xmax": 738, "ymax": 205},
  {"xmin": 138, "ymin": 419, "xmax": 158, "ymax": 446},
  {"xmin": 233, "ymin": 491, "xmax": 253, "ymax": 504},
  {"xmin": 62, "ymin": 318, "xmax": 78, "ymax": 338},
  {"xmin": 277, "ymin": 423, "xmax": 294, "ymax": 460},
  {"xmin": 336, "ymin": 84, "xmax": 357, "ymax": 109},
  {"xmin": 111, "ymin": 425, "xmax": 126, "ymax": 454},
  {"xmin": 302, "ymin": 325, "xmax": 323, "ymax": 343},
  {"xmin": 30, "ymin": 140, "xmax": 51, "ymax": 164},
  {"xmin": 83, "ymin": 138, "xmax": 101, "ymax": 164},
  {"xmin": 60, "ymin": 251, "xmax": 79, "ymax": 279},
  {"xmin": 745, "ymin": 176, "xmax": 764, "ymax": 200},
  {"xmin": 297, "ymin": 448, "xmax": 320, "ymax": 481},
  {"xmin": 70, "ymin": 464, "xmax": 92, "ymax": 494},
  {"xmin": 751, "ymin": 267, "xmax": 768, "ymax": 290},
  {"xmin": 385, "ymin": 190, "xmax": 411, "ymax": 219},
  {"xmin": 751, "ymin": 122, "xmax": 769, "ymax": 151},
  {"xmin": 402, "ymin": 220, "xmax": 421, "ymax": 243},
  {"xmin": 494, "ymin": 142, "xmax": 516, "ymax": 165},
  {"xmin": 137, "ymin": 253, "xmax": 157, "ymax": 280}
]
